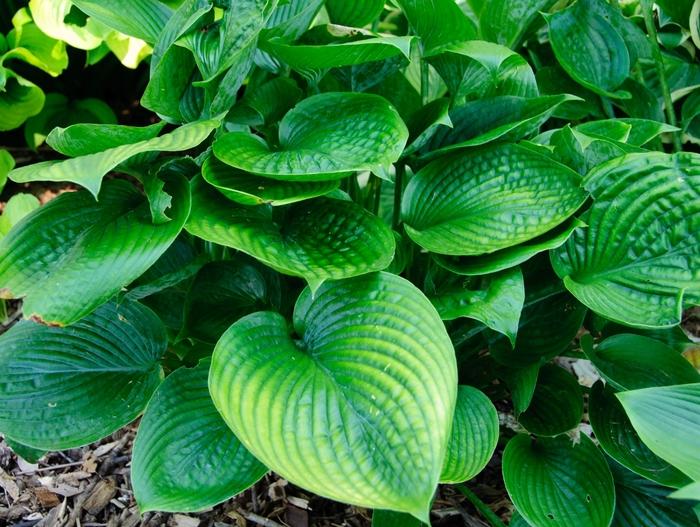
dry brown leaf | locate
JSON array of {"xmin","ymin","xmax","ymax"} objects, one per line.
[
  {"xmin": 0, "ymin": 467, "xmax": 20, "ymax": 501},
  {"xmin": 83, "ymin": 478, "xmax": 117, "ymax": 515}
]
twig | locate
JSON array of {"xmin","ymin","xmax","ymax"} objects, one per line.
[
  {"xmin": 455, "ymin": 484, "xmax": 507, "ymax": 527},
  {"xmin": 240, "ymin": 510, "xmax": 284, "ymax": 527},
  {"xmin": 15, "ymin": 460, "xmax": 84, "ymax": 476}
]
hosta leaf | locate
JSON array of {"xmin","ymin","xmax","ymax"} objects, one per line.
[
  {"xmin": 0, "ymin": 178, "xmax": 190, "ymax": 326},
  {"xmin": 424, "ymin": 94, "xmax": 578, "ymax": 157},
  {"xmin": 545, "ymin": 0, "xmax": 631, "ymax": 99},
  {"xmin": 202, "ymin": 156, "xmax": 338, "ymax": 206},
  {"xmin": 70, "ymin": 0, "xmax": 172, "ymax": 44},
  {"xmin": 228, "ymin": 77, "xmax": 302, "ymax": 126},
  {"xmin": 213, "ymin": 92, "xmax": 408, "ymax": 180},
  {"xmin": 434, "ymin": 218, "xmax": 584, "ymax": 276},
  {"xmin": 585, "ymin": 334, "xmax": 700, "ymax": 391},
  {"xmin": 186, "ymin": 178, "xmax": 394, "ymax": 289},
  {"xmin": 5, "ymin": 438, "xmax": 44, "ymax": 464},
  {"xmin": 670, "ymin": 482, "xmax": 700, "ymax": 501},
  {"xmin": 0, "ymin": 300, "xmax": 165, "ymax": 450},
  {"xmin": 326, "ymin": 0, "xmax": 384, "ymax": 27},
  {"xmin": 402, "ymin": 143, "xmax": 586, "ymax": 256},
  {"xmin": 132, "ymin": 360, "xmax": 266, "ymax": 513},
  {"xmin": 261, "ymin": 0, "xmax": 324, "ymax": 42},
  {"xmin": 577, "ymin": 118, "xmax": 678, "ymax": 147},
  {"xmin": 396, "ymin": 0, "xmax": 477, "ymax": 54},
  {"xmin": 479, "ymin": 0, "xmax": 556, "ymax": 48},
  {"xmin": 0, "ymin": 193, "xmax": 40, "ymax": 240},
  {"xmin": 440, "ymin": 386, "xmax": 499, "ymax": 483},
  {"xmin": 180, "ymin": 259, "xmax": 281, "ymax": 343},
  {"xmin": 551, "ymin": 152, "xmax": 700, "ymax": 328},
  {"xmin": 589, "ymin": 382, "xmax": 691, "ymax": 489},
  {"xmin": 618, "ymin": 383, "xmax": 700, "ymax": 480},
  {"xmin": 428, "ymin": 267, "xmax": 524, "ymax": 345},
  {"xmin": 503, "ymin": 434, "xmax": 615, "ymax": 527},
  {"xmin": 517, "ymin": 364, "xmax": 583, "ymax": 437},
  {"xmin": 505, "ymin": 364, "xmax": 540, "ymax": 415},
  {"xmin": 5, "ymin": 9, "xmax": 68, "ymax": 77},
  {"xmin": 46, "ymin": 122, "xmax": 164, "ymax": 156},
  {"xmin": 610, "ymin": 460, "xmax": 699, "ymax": 527},
  {"xmin": 403, "ymin": 98, "xmax": 452, "ymax": 157},
  {"xmin": 0, "ymin": 150, "xmax": 14, "ymax": 193},
  {"xmin": 209, "ymin": 272, "xmax": 457, "ymax": 520},
  {"xmin": 0, "ymin": 73, "xmax": 44, "ymax": 131},
  {"xmin": 28, "ymin": 0, "xmax": 103, "ymax": 50},
  {"xmin": 9, "ymin": 120, "xmax": 216, "ymax": 197}
]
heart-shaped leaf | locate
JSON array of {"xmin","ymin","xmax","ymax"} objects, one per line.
[
  {"xmin": 202, "ymin": 156, "xmax": 338, "ymax": 206},
  {"xmin": 402, "ymin": 143, "xmax": 586, "ymax": 256},
  {"xmin": 212, "ymin": 92, "xmax": 408, "ymax": 180},
  {"xmin": 440, "ymin": 386, "xmax": 499, "ymax": 483},
  {"xmin": 0, "ymin": 300, "xmax": 165, "ymax": 450},
  {"xmin": 517, "ymin": 364, "xmax": 583, "ymax": 437},
  {"xmin": 618, "ymin": 383, "xmax": 700, "ymax": 480},
  {"xmin": 503, "ymin": 434, "xmax": 615, "ymax": 527},
  {"xmin": 589, "ymin": 381, "xmax": 691, "ymax": 488},
  {"xmin": 551, "ymin": 151, "xmax": 700, "ymax": 328},
  {"xmin": 209, "ymin": 272, "xmax": 457, "ymax": 520},
  {"xmin": 186, "ymin": 178, "xmax": 395, "ymax": 290},
  {"xmin": 132, "ymin": 360, "xmax": 267, "ymax": 513},
  {"xmin": 0, "ymin": 178, "xmax": 189, "ymax": 326}
]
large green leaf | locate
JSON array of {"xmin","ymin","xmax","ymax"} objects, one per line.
[
  {"xmin": 402, "ymin": 143, "xmax": 586, "ymax": 256},
  {"xmin": 326, "ymin": 0, "xmax": 384, "ymax": 27},
  {"xmin": 551, "ymin": 151, "xmax": 700, "ymax": 328},
  {"xmin": 202, "ymin": 156, "xmax": 338, "ymax": 206},
  {"xmin": 132, "ymin": 360, "xmax": 266, "ymax": 513},
  {"xmin": 186, "ymin": 178, "xmax": 394, "ymax": 290},
  {"xmin": 589, "ymin": 381, "xmax": 691, "ymax": 489},
  {"xmin": 0, "ymin": 178, "xmax": 190, "ymax": 326},
  {"xmin": 479, "ymin": 0, "xmax": 555, "ymax": 48},
  {"xmin": 209, "ymin": 272, "xmax": 457, "ymax": 521},
  {"xmin": 517, "ymin": 364, "xmax": 582, "ymax": 437},
  {"xmin": 9, "ymin": 120, "xmax": 217, "ymax": 197},
  {"xmin": 0, "ymin": 72, "xmax": 44, "ymax": 131},
  {"xmin": 618, "ymin": 383, "xmax": 700, "ymax": 481},
  {"xmin": 28, "ymin": 0, "xmax": 102, "ymax": 50},
  {"xmin": 440, "ymin": 386, "xmax": 499, "ymax": 483},
  {"xmin": 428, "ymin": 267, "xmax": 524, "ymax": 345},
  {"xmin": 585, "ymin": 334, "xmax": 700, "ymax": 391},
  {"xmin": 396, "ymin": 0, "xmax": 477, "ymax": 54},
  {"xmin": 545, "ymin": 0, "xmax": 630, "ymax": 98},
  {"xmin": 0, "ymin": 300, "xmax": 165, "ymax": 450},
  {"xmin": 213, "ymin": 92, "xmax": 408, "ymax": 180},
  {"xmin": 503, "ymin": 434, "xmax": 615, "ymax": 527},
  {"xmin": 70, "ymin": 0, "xmax": 172, "ymax": 44}
]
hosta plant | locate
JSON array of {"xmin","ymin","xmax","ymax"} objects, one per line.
[{"xmin": 1, "ymin": 0, "xmax": 700, "ymax": 526}]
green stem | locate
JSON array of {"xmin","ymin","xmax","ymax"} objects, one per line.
[
  {"xmin": 420, "ymin": 58, "xmax": 430, "ymax": 105},
  {"xmin": 370, "ymin": 175, "xmax": 383, "ymax": 215},
  {"xmin": 455, "ymin": 484, "xmax": 507, "ymax": 527},
  {"xmin": 392, "ymin": 163, "xmax": 405, "ymax": 229},
  {"xmin": 641, "ymin": 0, "xmax": 682, "ymax": 151},
  {"xmin": 0, "ymin": 300, "xmax": 6, "ymax": 323}
]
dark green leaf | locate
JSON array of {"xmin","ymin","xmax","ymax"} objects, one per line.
[
  {"xmin": 326, "ymin": 0, "xmax": 384, "ymax": 27},
  {"xmin": 396, "ymin": 0, "xmax": 477, "ymax": 54}
]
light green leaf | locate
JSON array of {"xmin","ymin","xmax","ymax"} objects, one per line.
[
  {"xmin": 517, "ymin": 364, "xmax": 583, "ymax": 437},
  {"xmin": 209, "ymin": 272, "xmax": 456, "ymax": 521},
  {"xmin": 70, "ymin": 0, "xmax": 172, "ymax": 44},
  {"xmin": 589, "ymin": 381, "xmax": 691, "ymax": 489},
  {"xmin": 402, "ymin": 143, "xmax": 586, "ymax": 256},
  {"xmin": 132, "ymin": 360, "xmax": 266, "ymax": 513},
  {"xmin": 326, "ymin": 0, "xmax": 384, "ymax": 27},
  {"xmin": 577, "ymin": 118, "xmax": 679, "ymax": 147},
  {"xmin": 0, "ymin": 72, "xmax": 44, "ymax": 131},
  {"xmin": 396, "ymin": 0, "xmax": 477, "ymax": 54},
  {"xmin": 585, "ymin": 334, "xmax": 700, "ymax": 391},
  {"xmin": 479, "ymin": 0, "xmax": 556, "ymax": 48},
  {"xmin": 428, "ymin": 267, "xmax": 524, "ymax": 345},
  {"xmin": 9, "ymin": 119, "xmax": 216, "ymax": 197},
  {"xmin": 503, "ymin": 434, "xmax": 615, "ymax": 527},
  {"xmin": 0, "ymin": 149, "xmax": 13, "ymax": 192},
  {"xmin": 551, "ymin": 151, "xmax": 700, "ymax": 328},
  {"xmin": 202, "ymin": 156, "xmax": 338, "ymax": 206},
  {"xmin": 545, "ymin": 0, "xmax": 631, "ymax": 99},
  {"xmin": 0, "ymin": 178, "xmax": 190, "ymax": 326},
  {"xmin": 670, "ymin": 482, "xmax": 700, "ymax": 501},
  {"xmin": 0, "ymin": 300, "xmax": 165, "ymax": 450},
  {"xmin": 0, "ymin": 193, "xmax": 40, "ymax": 240},
  {"xmin": 213, "ymin": 92, "xmax": 408, "ymax": 180},
  {"xmin": 186, "ymin": 178, "xmax": 395, "ymax": 289},
  {"xmin": 28, "ymin": 0, "xmax": 103, "ymax": 50},
  {"xmin": 618, "ymin": 383, "xmax": 700, "ymax": 481},
  {"xmin": 4, "ymin": 8, "xmax": 68, "ymax": 76},
  {"xmin": 440, "ymin": 386, "xmax": 499, "ymax": 483}
]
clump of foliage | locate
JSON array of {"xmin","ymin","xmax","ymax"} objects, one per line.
[{"xmin": 1, "ymin": 1, "xmax": 700, "ymax": 526}]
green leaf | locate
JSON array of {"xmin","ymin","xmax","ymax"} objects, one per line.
[
  {"xmin": 0, "ymin": 193, "xmax": 40, "ymax": 240},
  {"xmin": 9, "ymin": 120, "xmax": 216, "ymax": 197},
  {"xmin": 585, "ymin": 334, "xmax": 700, "ymax": 391},
  {"xmin": 577, "ymin": 118, "xmax": 678, "ymax": 147},
  {"xmin": 589, "ymin": 381, "xmax": 691, "ymax": 489},
  {"xmin": 434, "ymin": 218, "xmax": 584, "ymax": 276},
  {"xmin": 0, "ymin": 300, "xmax": 165, "ymax": 450},
  {"xmin": 213, "ymin": 93, "xmax": 408, "ymax": 180},
  {"xmin": 670, "ymin": 482, "xmax": 700, "ymax": 501},
  {"xmin": 440, "ymin": 386, "xmax": 499, "ymax": 483},
  {"xmin": 517, "ymin": 364, "xmax": 582, "ymax": 437},
  {"xmin": 0, "ymin": 72, "xmax": 44, "ymax": 131},
  {"xmin": 28, "ymin": 0, "xmax": 103, "ymax": 50},
  {"xmin": 402, "ymin": 143, "xmax": 586, "ymax": 256},
  {"xmin": 0, "ymin": 178, "xmax": 190, "ymax": 326},
  {"xmin": 228, "ymin": 76, "xmax": 302, "ymax": 126},
  {"xmin": 209, "ymin": 272, "xmax": 457, "ymax": 521},
  {"xmin": 4, "ymin": 8, "xmax": 68, "ymax": 77},
  {"xmin": 618, "ymin": 383, "xmax": 700, "ymax": 481},
  {"xmin": 611, "ymin": 462, "xmax": 700, "ymax": 526},
  {"xmin": 403, "ymin": 98, "xmax": 452, "ymax": 157},
  {"xmin": 372, "ymin": 509, "xmax": 424, "ymax": 527},
  {"xmin": 261, "ymin": 0, "xmax": 324, "ymax": 42},
  {"xmin": 545, "ymin": 0, "xmax": 631, "ymax": 99},
  {"xmin": 132, "ymin": 360, "xmax": 266, "ymax": 513},
  {"xmin": 503, "ymin": 434, "xmax": 615, "ymax": 527},
  {"xmin": 396, "ymin": 0, "xmax": 477, "ymax": 54},
  {"xmin": 70, "ymin": 0, "xmax": 172, "ymax": 43},
  {"xmin": 5, "ymin": 437, "xmax": 45, "ymax": 464},
  {"xmin": 202, "ymin": 156, "xmax": 338, "ymax": 206},
  {"xmin": 479, "ymin": 0, "xmax": 556, "ymax": 48},
  {"xmin": 47, "ymin": 122, "xmax": 164, "ymax": 156},
  {"xmin": 551, "ymin": 151, "xmax": 700, "ymax": 328},
  {"xmin": 505, "ymin": 364, "xmax": 540, "ymax": 415},
  {"xmin": 428, "ymin": 267, "xmax": 524, "ymax": 345},
  {"xmin": 0, "ymin": 149, "xmax": 14, "ymax": 193},
  {"xmin": 326, "ymin": 0, "xmax": 384, "ymax": 27},
  {"xmin": 180, "ymin": 259, "xmax": 281, "ymax": 343},
  {"xmin": 186, "ymin": 178, "xmax": 395, "ymax": 289}
]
